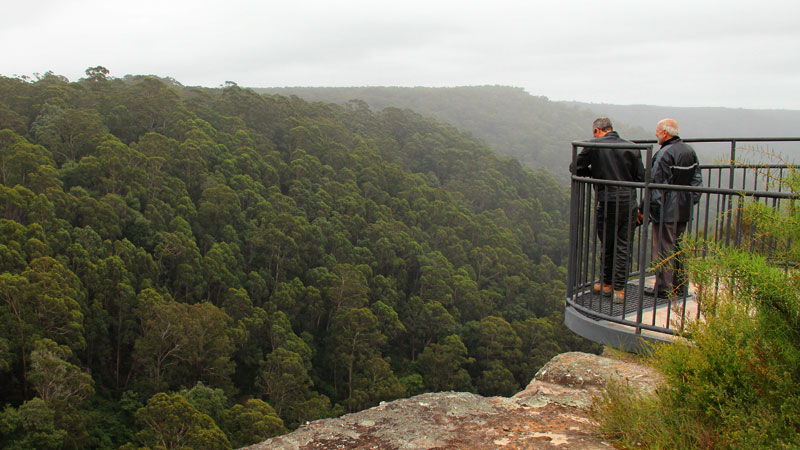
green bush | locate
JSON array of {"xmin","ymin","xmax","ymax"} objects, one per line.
[{"xmin": 592, "ymin": 168, "xmax": 800, "ymax": 449}]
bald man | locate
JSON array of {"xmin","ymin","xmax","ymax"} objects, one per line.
[{"xmin": 643, "ymin": 119, "xmax": 702, "ymax": 298}]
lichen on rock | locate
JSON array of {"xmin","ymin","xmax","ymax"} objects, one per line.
[{"xmin": 241, "ymin": 351, "xmax": 661, "ymax": 450}]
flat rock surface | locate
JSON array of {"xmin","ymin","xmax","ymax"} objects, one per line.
[{"xmin": 242, "ymin": 351, "xmax": 662, "ymax": 450}]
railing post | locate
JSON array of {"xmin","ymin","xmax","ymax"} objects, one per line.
[
  {"xmin": 725, "ymin": 141, "xmax": 737, "ymax": 246},
  {"xmin": 566, "ymin": 143, "xmax": 580, "ymax": 299},
  {"xmin": 635, "ymin": 145, "xmax": 654, "ymax": 335}
]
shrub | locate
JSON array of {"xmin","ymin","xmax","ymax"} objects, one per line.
[{"xmin": 592, "ymin": 164, "xmax": 800, "ymax": 449}]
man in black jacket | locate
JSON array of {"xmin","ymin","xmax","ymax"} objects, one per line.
[
  {"xmin": 572, "ymin": 117, "xmax": 645, "ymax": 303},
  {"xmin": 643, "ymin": 118, "xmax": 702, "ymax": 298}
]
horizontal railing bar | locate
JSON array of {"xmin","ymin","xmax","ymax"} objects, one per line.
[
  {"xmin": 571, "ymin": 176, "xmax": 800, "ymax": 198},
  {"xmin": 699, "ymin": 164, "xmax": 795, "ymax": 169},
  {"xmin": 634, "ymin": 137, "xmax": 800, "ymax": 144},
  {"xmin": 572, "ymin": 141, "xmax": 653, "ymax": 149}
]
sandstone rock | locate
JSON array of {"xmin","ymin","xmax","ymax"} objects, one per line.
[{"xmin": 241, "ymin": 351, "xmax": 661, "ymax": 450}]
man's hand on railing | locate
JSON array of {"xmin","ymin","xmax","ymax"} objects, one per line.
[{"xmin": 636, "ymin": 209, "xmax": 644, "ymax": 226}]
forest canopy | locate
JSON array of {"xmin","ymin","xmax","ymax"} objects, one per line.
[{"xmin": 0, "ymin": 69, "xmax": 599, "ymax": 449}]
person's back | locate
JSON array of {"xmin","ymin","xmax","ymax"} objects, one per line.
[
  {"xmin": 573, "ymin": 129, "xmax": 644, "ymax": 203},
  {"xmin": 650, "ymin": 131, "xmax": 702, "ymax": 223}
]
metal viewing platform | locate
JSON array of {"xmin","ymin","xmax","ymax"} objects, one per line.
[{"xmin": 565, "ymin": 137, "xmax": 800, "ymax": 352}]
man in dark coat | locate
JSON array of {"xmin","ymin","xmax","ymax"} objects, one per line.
[
  {"xmin": 644, "ymin": 118, "xmax": 702, "ymax": 297},
  {"xmin": 572, "ymin": 117, "xmax": 645, "ymax": 303}
]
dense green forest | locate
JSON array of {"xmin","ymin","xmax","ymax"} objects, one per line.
[
  {"xmin": 256, "ymin": 86, "xmax": 650, "ymax": 171},
  {"xmin": 0, "ymin": 69, "xmax": 599, "ymax": 449}
]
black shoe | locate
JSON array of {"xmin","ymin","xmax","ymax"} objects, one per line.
[{"xmin": 644, "ymin": 286, "xmax": 669, "ymax": 298}]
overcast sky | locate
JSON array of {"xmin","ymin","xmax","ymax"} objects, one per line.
[{"xmin": 3, "ymin": 0, "xmax": 799, "ymax": 110}]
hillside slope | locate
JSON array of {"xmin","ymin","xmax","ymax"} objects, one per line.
[
  {"xmin": 569, "ymin": 102, "xmax": 800, "ymax": 140},
  {"xmin": 255, "ymin": 86, "xmax": 645, "ymax": 172},
  {"xmin": 256, "ymin": 86, "xmax": 800, "ymax": 169}
]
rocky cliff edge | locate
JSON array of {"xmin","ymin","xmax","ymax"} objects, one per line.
[{"xmin": 242, "ymin": 351, "xmax": 662, "ymax": 450}]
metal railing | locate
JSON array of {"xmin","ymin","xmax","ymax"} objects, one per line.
[{"xmin": 564, "ymin": 137, "xmax": 800, "ymax": 352}]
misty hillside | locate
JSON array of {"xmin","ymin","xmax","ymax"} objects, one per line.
[
  {"xmin": 254, "ymin": 86, "xmax": 646, "ymax": 172},
  {"xmin": 256, "ymin": 86, "xmax": 800, "ymax": 170},
  {"xmin": 570, "ymin": 101, "xmax": 800, "ymax": 163},
  {"xmin": 569, "ymin": 102, "xmax": 800, "ymax": 139}
]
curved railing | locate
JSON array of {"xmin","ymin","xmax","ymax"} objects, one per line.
[{"xmin": 564, "ymin": 137, "xmax": 800, "ymax": 352}]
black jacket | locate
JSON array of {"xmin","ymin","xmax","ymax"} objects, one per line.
[
  {"xmin": 571, "ymin": 131, "xmax": 645, "ymax": 202},
  {"xmin": 647, "ymin": 137, "xmax": 703, "ymax": 223}
]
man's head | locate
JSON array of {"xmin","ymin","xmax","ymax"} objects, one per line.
[
  {"xmin": 592, "ymin": 117, "xmax": 613, "ymax": 138},
  {"xmin": 656, "ymin": 119, "xmax": 679, "ymax": 144}
]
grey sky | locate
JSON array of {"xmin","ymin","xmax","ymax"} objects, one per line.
[{"xmin": 3, "ymin": 0, "xmax": 800, "ymax": 110}]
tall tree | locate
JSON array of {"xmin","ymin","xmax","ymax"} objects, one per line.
[
  {"xmin": 131, "ymin": 392, "xmax": 230, "ymax": 450},
  {"xmin": 328, "ymin": 307, "xmax": 386, "ymax": 409},
  {"xmin": 132, "ymin": 291, "xmax": 235, "ymax": 395}
]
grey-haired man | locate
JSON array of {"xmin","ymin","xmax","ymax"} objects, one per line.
[{"xmin": 643, "ymin": 118, "xmax": 702, "ymax": 298}]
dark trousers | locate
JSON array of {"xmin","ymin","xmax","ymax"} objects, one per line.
[
  {"xmin": 651, "ymin": 221, "xmax": 688, "ymax": 294},
  {"xmin": 596, "ymin": 200, "xmax": 634, "ymax": 290}
]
